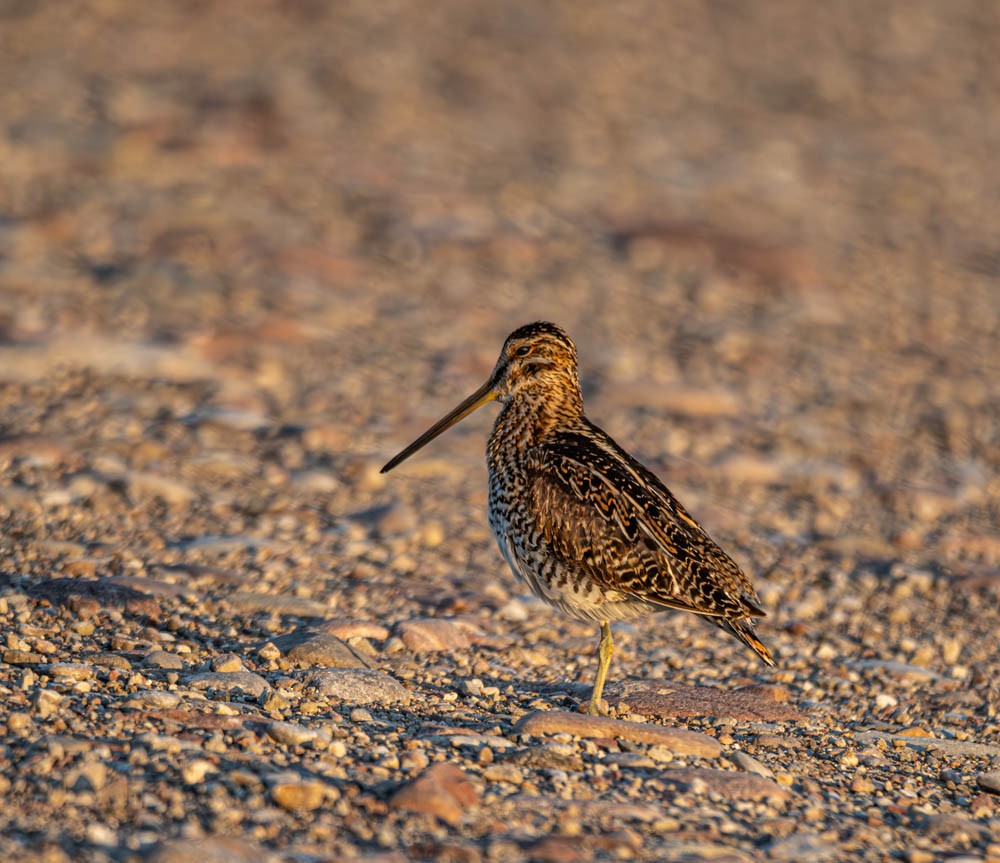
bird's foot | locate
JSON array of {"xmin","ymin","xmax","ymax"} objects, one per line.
[{"xmin": 581, "ymin": 698, "xmax": 609, "ymax": 717}]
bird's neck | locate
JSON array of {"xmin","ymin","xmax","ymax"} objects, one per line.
[{"xmin": 491, "ymin": 375, "xmax": 584, "ymax": 453}]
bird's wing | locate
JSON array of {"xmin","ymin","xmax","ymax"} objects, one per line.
[{"xmin": 527, "ymin": 422, "xmax": 764, "ymax": 620}]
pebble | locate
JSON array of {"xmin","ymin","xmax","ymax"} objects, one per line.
[
  {"xmin": 266, "ymin": 721, "xmax": 331, "ymax": 748},
  {"xmin": 728, "ymin": 750, "xmax": 774, "ymax": 778},
  {"xmin": 225, "ymin": 592, "xmax": 327, "ymax": 617},
  {"xmin": 126, "ymin": 471, "xmax": 197, "ymax": 505},
  {"xmin": 46, "ymin": 663, "xmax": 96, "ymax": 681},
  {"xmin": 33, "ymin": 689, "xmax": 64, "ymax": 718},
  {"xmin": 514, "ymin": 711, "xmax": 722, "ymax": 758},
  {"xmin": 269, "ymin": 779, "xmax": 329, "ymax": 812},
  {"xmin": 144, "ymin": 650, "xmax": 185, "ymax": 670},
  {"xmin": 978, "ymin": 771, "xmax": 1000, "ymax": 795},
  {"xmin": 319, "ymin": 619, "xmax": 391, "ymax": 641},
  {"xmin": 307, "ymin": 669, "xmax": 412, "ymax": 704},
  {"xmin": 181, "ymin": 759, "xmax": 217, "ymax": 784},
  {"xmin": 3, "ymin": 650, "xmax": 45, "ymax": 665},
  {"xmin": 390, "ymin": 763, "xmax": 479, "ymax": 826},
  {"xmin": 126, "ymin": 690, "xmax": 182, "ymax": 709},
  {"xmin": 396, "ymin": 618, "xmax": 471, "ymax": 652},
  {"xmin": 659, "ymin": 767, "xmax": 793, "ymax": 805},
  {"xmin": 270, "ymin": 629, "xmax": 372, "ymax": 669},
  {"xmin": 210, "ymin": 654, "xmax": 245, "ymax": 673},
  {"xmin": 186, "ymin": 672, "xmax": 270, "ymax": 698},
  {"xmin": 150, "ymin": 837, "xmax": 281, "ymax": 863},
  {"xmin": 609, "ymin": 681, "xmax": 800, "ymax": 721}
]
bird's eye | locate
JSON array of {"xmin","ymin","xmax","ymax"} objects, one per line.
[{"xmin": 515, "ymin": 345, "xmax": 531, "ymax": 357}]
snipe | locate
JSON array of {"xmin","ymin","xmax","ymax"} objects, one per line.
[{"xmin": 382, "ymin": 322, "xmax": 773, "ymax": 715}]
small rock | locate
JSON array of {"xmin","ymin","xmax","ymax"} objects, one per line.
[
  {"xmin": 482, "ymin": 763, "xmax": 524, "ymax": 784},
  {"xmin": 396, "ymin": 618, "xmax": 471, "ymax": 652},
  {"xmin": 91, "ymin": 652, "xmax": 132, "ymax": 670},
  {"xmin": 68, "ymin": 761, "xmax": 108, "ymax": 792},
  {"xmin": 508, "ymin": 745, "xmax": 585, "ymax": 772},
  {"xmin": 514, "ymin": 710, "xmax": 722, "ymax": 758},
  {"xmin": 270, "ymin": 779, "xmax": 328, "ymax": 812},
  {"xmin": 27, "ymin": 577, "xmax": 161, "ymax": 617},
  {"xmin": 46, "ymin": 663, "xmax": 96, "ymax": 681},
  {"xmin": 318, "ymin": 619, "xmax": 390, "ymax": 641},
  {"xmin": 269, "ymin": 629, "xmax": 371, "ymax": 669},
  {"xmin": 660, "ymin": 767, "xmax": 792, "ymax": 805},
  {"xmin": 3, "ymin": 650, "xmax": 45, "ymax": 665},
  {"xmin": 127, "ymin": 471, "xmax": 197, "ymax": 505},
  {"xmin": 182, "ymin": 759, "xmax": 218, "ymax": 784},
  {"xmin": 919, "ymin": 813, "xmax": 987, "ymax": 841},
  {"xmin": 126, "ymin": 690, "xmax": 182, "ymax": 709},
  {"xmin": 187, "ymin": 671, "xmax": 270, "ymax": 698},
  {"xmin": 497, "ymin": 598, "xmax": 530, "ymax": 622},
  {"xmin": 257, "ymin": 642, "xmax": 280, "ymax": 662},
  {"xmin": 608, "ymin": 681, "xmax": 801, "ymax": 721},
  {"xmin": 150, "ymin": 837, "xmax": 280, "ymax": 863},
  {"xmin": 978, "ymin": 771, "xmax": 1000, "ymax": 795},
  {"xmin": 226, "ymin": 592, "xmax": 327, "ymax": 617},
  {"xmin": 728, "ymin": 750, "xmax": 774, "ymax": 778},
  {"xmin": 211, "ymin": 654, "xmax": 245, "ymax": 673},
  {"xmin": 144, "ymin": 650, "xmax": 185, "ymax": 670},
  {"xmin": 390, "ymin": 763, "xmax": 479, "ymax": 826},
  {"xmin": 33, "ymin": 689, "xmax": 63, "ymax": 718},
  {"xmin": 85, "ymin": 823, "xmax": 117, "ymax": 846},
  {"xmin": 266, "ymin": 721, "xmax": 331, "ymax": 748},
  {"xmin": 766, "ymin": 833, "xmax": 838, "ymax": 861},
  {"xmin": 307, "ymin": 669, "xmax": 411, "ymax": 705},
  {"xmin": 851, "ymin": 776, "xmax": 876, "ymax": 794},
  {"xmin": 523, "ymin": 837, "xmax": 587, "ymax": 863}
]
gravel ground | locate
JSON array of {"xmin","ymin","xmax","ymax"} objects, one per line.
[{"xmin": 1, "ymin": 2, "xmax": 998, "ymax": 861}]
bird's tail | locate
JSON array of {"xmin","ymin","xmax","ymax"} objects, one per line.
[{"xmin": 721, "ymin": 617, "xmax": 775, "ymax": 666}]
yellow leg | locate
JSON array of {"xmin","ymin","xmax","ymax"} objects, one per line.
[{"xmin": 587, "ymin": 621, "xmax": 614, "ymax": 715}]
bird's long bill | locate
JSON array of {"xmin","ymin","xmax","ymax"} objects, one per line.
[{"xmin": 380, "ymin": 379, "xmax": 497, "ymax": 473}]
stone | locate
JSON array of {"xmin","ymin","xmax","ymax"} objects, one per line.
[
  {"xmin": 728, "ymin": 750, "xmax": 774, "ymax": 778},
  {"xmin": 395, "ymin": 618, "xmax": 471, "ymax": 652},
  {"xmin": 225, "ymin": 592, "xmax": 327, "ymax": 617},
  {"xmin": 270, "ymin": 779, "xmax": 328, "ymax": 812},
  {"xmin": 33, "ymin": 689, "xmax": 64, "ymax": 718},
  {"xmin": 978, "ymin": 771, "xmax": 1000, "ymax": 795},
  {"xmin": 307, "ymin": 669, "xmax": 412, "ymax": 705},
  {"xmin": 126, "ymin": 690, "xmax": 182, "ymax": 709},
  {"xmin": 150, "ymin": 837, "xmax": 280, "ymax": 863},
  {"xmin": 609, "ymin": 681, "xmax": 801, "ymax": 721},
  {"xmin": 211, "ymin": 653, "xmax": 245, "ymax": 673},
  {"xmin": 126, "ymin": 470, "xmax": 197, "ymax": 505},
  {"xmin": 514, "ymin": 710, "xmax": 722, "ymax": 758},
  {"xmin": 266, "ymin": 721, "xmax": 331, "ymax": 748},
  {"xmin": 143, "ymin": 650, "xmax": 185, "ymax": 670},
  {"xmin": 181, "ymin": 759, "xmax": 218, "ymax": 784},
  {"xmin": 26, "ymin": 577, "xmax": 160, "ymax": 617},
  {"xmin": 269, "ymin": 629, "xmax": 372, "ymax": 668},
  {"xmin": 390, "ymin": 763, "xmax": 479, "ymax": 826},
  {"xmin": 45, "ymin": 663, "xmax": 96, "ymax": 681},
  {"xmin": 659, "ymin": 767, "xmax": 792, "ymax": 805},
  {"xmin": 3, "ymin": 650, "xmax": 46, "ymax": 665},
  {"xmin": 318, "ymin": 619, "xmax": 391, "ymax": 641},
  {"xmin": 187, "ymin": 671, "xmax": 270, "ymax": 698}
]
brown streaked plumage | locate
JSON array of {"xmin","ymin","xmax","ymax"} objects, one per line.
[{"xmin": 382, "ymin": 322, "xmax": 774, "ymax": 715}]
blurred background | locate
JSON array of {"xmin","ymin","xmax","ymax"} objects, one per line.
[{"xmin": 0, "ymin": 0, "xmax": 996, "ymax": 624}]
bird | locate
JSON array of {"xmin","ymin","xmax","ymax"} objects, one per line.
[{"xmin": 381, "ymin": 322, "xmax": 773, "ymax": 715}]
